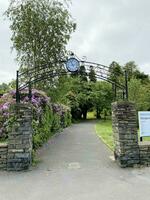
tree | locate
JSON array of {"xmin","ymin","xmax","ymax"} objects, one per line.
[
  {"xmin": 123, "ymin": 61, "xmax": 137, "ymax": 80},
  {"xmin": 91, "ymin": 82, "xmax": 113, "ymax": 119},
  {"xmin": 89, "ymin": 66, "xmax": 97, "ymax": 82},
  {"xmin": 8, "ymin": 79, "xmax": 16, "ymax": 90},
  {"xmin": 65, "ymin": 76, "xmax": 93, "ymax": 120},
  {"xmin": 79, "ymin": 65, "xmax": 88, "ymax": 82},
  {"xmin": 46, "ymin": 73, "xmax": 72, "ymax": 104},
  {"xmin": 123, "ymin": 61, "xmax": 149, "ymax": 84},
  {"xmin": 6, "ymin": 0, "xmax": 76, "ymax": 74},
  {"xmin": 0, "ymin": 83, "xmax": 9, "ymax": 94},
  {"xmin": 109, "ymin": 61, "xmax": 124, "ymax": 100},
  {"xmin": 134, "ymin": 71, "xmax": 149, "ymax": 83},
  {"xmin": 128, "ymin": 78, "xmax": 150, "ymax": 111},
  {"xmin": 77, "ymin": 82, "xmax": 93, "ymax": 119},
  {"xmin": 66, "ymin": 91, "xmax": 81, "ymax": 120},
  {"xmin": 109, "ymin": 61, "xmax": 123, "ymax": 83}
]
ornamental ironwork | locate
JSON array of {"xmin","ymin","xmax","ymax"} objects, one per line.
[{"xmin": 15, "ymin": 53, "xmax": 128, "ymax": 103}]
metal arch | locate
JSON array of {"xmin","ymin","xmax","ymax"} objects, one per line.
[
  {"xmin": 78, "ymin": 59, "xmax": 126, "ymax": 99},
  {"xmin": 18, "ymin": 66, "xmax": 67, "ymax": 91},
  {"xmin": 19, "ymin": 71, "xmax": 69, "ymax": 91},
  {"xmin": 15, "ymin": 55, "xmax": 128, "ymax": 103},
  {"xmin": 80, "ymin": 60, "xmax": 124, "ymax": 88},
  {"xmin": 19, "ymin": 71, "xmax": 124, "ymax": 92},
  {"xmin": 18, "ymin": 60, "xmax": 66, "ymax": 77}
]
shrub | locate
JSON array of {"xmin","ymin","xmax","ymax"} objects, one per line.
[
  {"xmin": 61, "ymin": 105, "xmax": 72, "ymax": 128},
  {"xmin": 0, "ymin": 93, "xmax": 15, "ymax": 139},
  {"xmin": 32, "ymin": 105, "xmax": 53, "ymax": 150},
  {"xmin": 0, "ymin": 89, "xmax": 72, "ymax": 149}
]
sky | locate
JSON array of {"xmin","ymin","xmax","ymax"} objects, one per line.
[{"xmin": 0, "ymin": 0, "xmax": 150, "ymax": 83}]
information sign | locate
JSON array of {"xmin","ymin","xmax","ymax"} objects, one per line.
[{"xmin": 139, "ymin": 112, "xmax": 150, "ymax": 137}]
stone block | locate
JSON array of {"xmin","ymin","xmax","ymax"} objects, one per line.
[
  {"xmin": 7, "ymin": 103, "xmax": 33, "ymax": 171},
  {"xmin": 112, "ymin": 101, "xmax": 140, "ymax": 167}
]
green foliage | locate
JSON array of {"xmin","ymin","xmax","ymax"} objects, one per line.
[
  {"xmin": 32, "ymin": 105, "xmax": 53, "ymax": 150},
  {"xmin": 90, "ymin": 82, "xmax": 113, "ymax": 119},
  {"xmin": 0, "ymin": 80, "xmax": 16, "ymax": 95},
  {"xmin": 64, "ymin": 75, "xmax": 114, "ymax": 120},
  {"xmin": 66, "ymin": 111, "xmax": 72, "ymax": 126},
  {"xmin": 66, "ymin": 77, "xmax": 94, "ymax": 119},
  {"xmin": 46, "ymin": 75, "xmax": 72, "ymax": 104},
  {"xmin": 89, "ymin": 66, "xmax": 97, "ymax": 82},
  {"xmin": 66, "ymin": 90, "xmax": 81, "ymax": 119},
  {"xmin": 51, "ymin": 113, "xmax": 61, "ymax": 133},
  {"xmin": 122, "ymin": 61, "xmax": 149, "ymax": 84},
  {"xmin": 0, "ymin": 83, "xmax": 9, "ymax": 94},
  {"xmin": 0, "ymin": 88, "xmax": 72, "ymax": 150},
  {"xmin": 79, "ymin": 65, "xmax": 88, "ymax": 82},
  {"xmin": 123, "ymin": 61, "xmax": 138, "ymax": 81},
  {"xmin": 6, "ymin": 0, "xmax": 76, "ymax": 85},
  {"xmin": 108, "ymin": 60, "xmax": 150, "ymax": 101},
  {"xmin": 32, "ymin": 104, "xmax": 71, "ymax": 150},
  {"xmin": 129, "ymin": 78, "xmax": 150, "ymax": 111},
  {"xmin": 61, "ymin": 109, "xmax": 72, "ymax": 128},
  {"xmin": 109, "ymin": 61, "xmax": 123, "ymax": 83}
]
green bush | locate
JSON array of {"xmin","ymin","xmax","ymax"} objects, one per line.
[
  {"xmin": 0, "ymin": 89, "xmax": 72, "ymax": 150},
  {"xmin": 33, "ymin": 104, "xmax": 71, "ymax": 150},
  {"xmin": 51, "ymin": 113, "xmax": 61, "ymax": 133},
  {"xmin": 63, "ymin": 110, "xmax": 72, "ymax": 127},
  {"xmin": 32, "ymin": 105, "xmax": 53, "ymax": 150}
]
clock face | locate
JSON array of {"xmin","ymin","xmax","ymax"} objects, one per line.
[{"xmin": 66, "ymin": 58, "xmax": 80, "ymax": 72}]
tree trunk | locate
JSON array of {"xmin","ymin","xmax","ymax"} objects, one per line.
[
  {"xmin": 96, "ymin": 107, "xmax": 101, "ymax": 119},
  {"xmin": 82, "ymin": 109, "xmax": 87, "ymax": 120}
]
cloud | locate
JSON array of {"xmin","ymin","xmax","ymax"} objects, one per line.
[
  {"xmin": 68, "ymin": 0, "xmax": 150, "ymax": 72},
  {"xmin": 0, "ymin": 0, "xmax": 150, "ymax": 84},
  {"xmin": 0, "ymin": 0, "xmax": 18, "ymax": 83}
]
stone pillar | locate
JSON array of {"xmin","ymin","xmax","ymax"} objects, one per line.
[
  {"xmin": 0, "ymin": 144, "xmax": 8, "ymax": 170},
  {"xmin": 7, "ymin": 103, "xmax": 33, "ymax": 171},
  {"xmin": 112, "ymin": 102, "xmax": 139, "ymax": 167}
]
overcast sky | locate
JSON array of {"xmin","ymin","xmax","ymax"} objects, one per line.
[{"xmin": 0, "ymin": 0, "xmax": 150, "ymax": 83}]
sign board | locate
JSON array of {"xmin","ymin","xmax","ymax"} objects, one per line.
[{"xmin": 139, "ymin": 112, "xmax": 150, "ymax": 137}]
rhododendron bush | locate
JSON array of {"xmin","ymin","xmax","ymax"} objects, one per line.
[{"xmin": 0, "ymin": 89, "xmax": 71, "ymax": 149}]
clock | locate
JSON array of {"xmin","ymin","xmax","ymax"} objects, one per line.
[{"xmin": 66, "ymin": 57, "xmax": 80, "ymax": 72}]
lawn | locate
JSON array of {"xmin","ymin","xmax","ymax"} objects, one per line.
[
  {"xmin": 95, "ymin": 120, "xmax": 114, "ymax": 151},
  {"xmin": 95, "ymin": 119, "xmax": 150, "ymax": 151},
  {"xmin": 87, "ymin": 112, "xmax": 96, "ymax": 119}
]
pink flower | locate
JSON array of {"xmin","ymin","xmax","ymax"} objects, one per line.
[{"xmin": 2, "ymin": 103, "xmax": 9, "ymax": 110}]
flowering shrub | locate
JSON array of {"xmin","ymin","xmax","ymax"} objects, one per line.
[
  {"xmin": 0, "ymin": 93, "xmax": 15, "ymax": 138},
  {"xmin": 0, "ymin": 89, "xmax": 71, "ymax": 149},
  {"xmin": 52, "ymin": 104, "xmax": 71, "ymax": 128}
]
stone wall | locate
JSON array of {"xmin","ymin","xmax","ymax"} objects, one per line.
[
  {"xmin": 112, "ymin": 101, "xmax": 140, "ymax": 167},
  {"xmin": 7, "ymin": 103, "xmax": 33, "ymax": 171},
  {"xmin": 0, "ymin": 143, "xmax": 8, "ymax": 170},
  {"xmin": 112, "ymin": 101, "xmax": 150, "ymax": 168},
  {"xmin": 139, "ymin": 142, "xmax": 150, "ymax": 166},
  {"xmin": 1, "ymin": 101, "xmax": 150, "ymax": 170},
  {"xmin": 0, "ymin": 103, "xmax": 33, "ymax": 171}
]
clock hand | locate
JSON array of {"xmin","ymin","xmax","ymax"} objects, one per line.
[{"xmin": 70, "ymin": 60, "xmax": 75, "ymax": 68}]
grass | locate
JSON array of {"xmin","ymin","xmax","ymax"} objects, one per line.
[
  {"xmin": 95, "ymin": 119, "xmax": 150, "ymax": 151},
  {"xmin": 138, "ymin": 131, "xmax": 150, "ymax": 142},
  {"xmin": 87, "ymin": 112, "xmax": 96, "ymax": 119},
  {"xmin": 95, "ymin": 120, "xmax": 114, "ymax": 151}
]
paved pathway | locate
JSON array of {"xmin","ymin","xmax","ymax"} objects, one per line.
[{"xmin": 1, "ymin": 121, "xmax": 150, "ymax": 200}]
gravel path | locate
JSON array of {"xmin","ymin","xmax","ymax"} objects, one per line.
[{"xmin": 0, "ymin": 120, "xmax": 150, "ymax": 200}]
